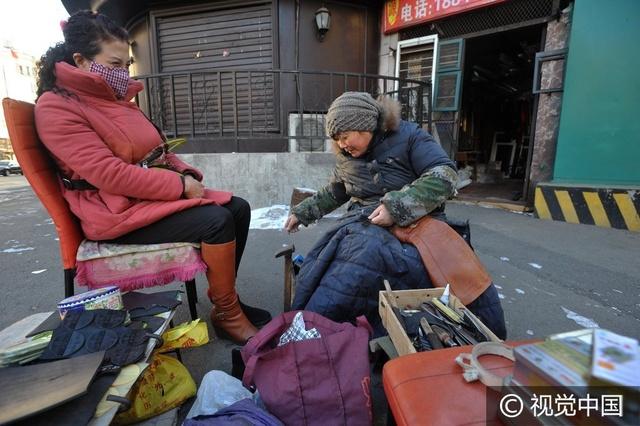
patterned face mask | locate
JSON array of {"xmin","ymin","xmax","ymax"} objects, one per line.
[{"xmin": 89, "ymin": 61, "xmax": 130, "ymax": 99}]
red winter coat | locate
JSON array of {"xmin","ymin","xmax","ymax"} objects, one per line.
[{"xmin": 35, "ymin": 62, "xmax": 232, "ymax": 240}]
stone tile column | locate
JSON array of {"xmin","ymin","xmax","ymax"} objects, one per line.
[{"xmin": 527, "ymin": 6, "xmax": 572, "ymax": 202}]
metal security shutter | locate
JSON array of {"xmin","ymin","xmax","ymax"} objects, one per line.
[
  {"xmin": 152, "ymin": 3, "xmax": 275, "ymax": 137},
  {"xmin": 398, "ymin": 44, "xmax": 435, "ymax": 84},
  {"xmin": 396, "ymin": 36, "xmax": 436, "ymax": 124}
]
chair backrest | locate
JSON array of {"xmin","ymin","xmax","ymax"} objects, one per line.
[{"xmin": 2, "ymin": 98, "xmax": 84, "ymax": 269}]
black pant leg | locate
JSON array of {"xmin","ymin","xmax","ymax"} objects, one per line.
[
  {"xmin": 221, "ymin": 197, "xmax": 251, "ymax": 271},
  {"xmin": 107, "ymin": 204, "xmax": 235, "ymax": 245}
]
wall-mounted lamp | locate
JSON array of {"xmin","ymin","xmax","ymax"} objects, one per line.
[{"xmin": 315, "ymin": 6, "xmax": 331, "ymax": 41}]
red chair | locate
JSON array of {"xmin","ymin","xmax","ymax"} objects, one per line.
[{"xmin": 2, "ymin": 97, "xmax": 199, "ymax": 319}]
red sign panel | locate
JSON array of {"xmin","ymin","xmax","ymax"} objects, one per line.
[{"xmin": 383, "ymin": 0, "xmax": 508, "ymax": 34}]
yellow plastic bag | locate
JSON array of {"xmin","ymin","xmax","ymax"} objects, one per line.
[
  {"xmin": 113, "ymin": 354, "xmax": 196, "ymax": 425},
  {"xmin": 158, "ymin": 318, "xmax": 209, "ymax": 352}
]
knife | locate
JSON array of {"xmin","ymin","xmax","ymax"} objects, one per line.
[{"xmin": 420, "ymin": 317, "xmax": 444, "ymax": 350}]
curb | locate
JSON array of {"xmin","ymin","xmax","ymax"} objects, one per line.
[{"xmin": 534, "ymin": 184, "xmax": 640, "ymax": 231}]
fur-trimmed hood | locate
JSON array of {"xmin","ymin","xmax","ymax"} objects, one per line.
[{"xmin": 376, "ymin": 95, "xmax": 402, "ymax": 133}]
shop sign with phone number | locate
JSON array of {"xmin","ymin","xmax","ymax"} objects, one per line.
[{"xmin": 383, "ymin": 0, "xmax": 508, "ymax": 34}]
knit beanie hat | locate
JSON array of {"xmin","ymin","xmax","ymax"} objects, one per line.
[{"xmin": 325, "ymin": 92, "xmax": 383, "ymax": 139}]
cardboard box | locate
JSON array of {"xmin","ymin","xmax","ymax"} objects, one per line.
[{"xmin": 379, "ymin": 288, "xmax": 501, "ymax": 356}]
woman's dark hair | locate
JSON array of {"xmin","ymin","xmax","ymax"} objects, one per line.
[{"xmin": 36, "ymin": 10, "xmax": 129, "ymax": 99}]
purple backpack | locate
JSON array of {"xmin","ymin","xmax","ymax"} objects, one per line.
[{"xmin": 241, "ymin": 311, "xmax": 373, "ymax": 426}]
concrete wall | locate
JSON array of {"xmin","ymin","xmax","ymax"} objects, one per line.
[
  {"xmin": 553, "ymin": 0, "xmax": 640, "ymax": 185},
  {"xmin": 178, "ymin": 152, "xmax": 336, "ymax": 208},
  {"xmin": 378, "ymin": 32, "xmax": 398, "ymax": 78}
]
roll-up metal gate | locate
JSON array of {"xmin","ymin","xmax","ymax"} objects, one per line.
[{"xmin": 151, "ymin": 3, "xmax": 275, "ymax": 137}]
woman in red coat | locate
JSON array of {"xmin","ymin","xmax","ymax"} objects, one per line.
[{"xmin": 35, "ymin": 10, "xmax": 268, "ymax": 344}]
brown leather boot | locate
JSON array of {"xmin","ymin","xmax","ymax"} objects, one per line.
[{"xmin": 201, "ymin": 240, "xmax": 257, "ymax": 344}]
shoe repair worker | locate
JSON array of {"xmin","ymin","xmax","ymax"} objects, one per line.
[
  {"xmin": 34, "ymin": 10, "xmax": 270, "ymax": 344},
  {"xmin": 284, "ymin": 92, "xmax": 506, "ymax": 339}
]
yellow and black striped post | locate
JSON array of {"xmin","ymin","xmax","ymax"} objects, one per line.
[{"xmin": 535, "ymin": 183, "xmax": 640, "ymax": 231}]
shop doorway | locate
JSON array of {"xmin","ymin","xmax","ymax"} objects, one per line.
[{"xmin": 454, "ymin": 25, "xmax": 543, "ymax": 206}]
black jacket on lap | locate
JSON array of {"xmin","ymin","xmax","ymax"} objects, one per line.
[{"xmin": 292, "ymin": 216, "xmax": 507, "ymax": 339}]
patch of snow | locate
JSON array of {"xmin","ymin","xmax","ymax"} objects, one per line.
[
  {"xmin": 294, "ymin": 187, "xmax": 317, "ymax": 193},
  {"xmin": 31, "ymin": 269, "xmax": 47, "ymax": 274},
  {"xmin": 499, "ymin": 257, "xmax": 510, "ymax": 262},
  {"xmin": 498, "ymin": 293, "xmax": 505, "ymax": 300},
  {"xmin": 500, "ymin": 275, "xmax": 506, "ymax": 279},
  {"xmin": 2, "ymin": 247, "xmax": 35, "ymax": 253},
  {"xmin": 250, "ymin": 205, "xmax": 289, "ymax": 229},
  {"xmin": 526, "ymin": 330, "xmax": 534, "ymax": 336},
  {"xmin": 494, "ymin": 284, "xmax": 503, "ymax": 289},
  {"xmin": 561, "ymin": 306, "xmax": 599, "ymax": 328},
  {"xmin": 515, "ymin": 288, "xmax": 525, "ymax": 294},
  {"xmin": 612, "ymin": 289, "xmax": 623, "ymax": 294},
  {"xmin": 528, "ymin": 262, "xmax": 542, "ymax": 269}
]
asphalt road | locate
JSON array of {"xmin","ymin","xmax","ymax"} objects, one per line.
[
  {"xmin": 1, "ymin": 174, "xmax": 639, "ymax": 420},
  {"xmin": 3, "ymin": 174, "xmax": 638, "ymax": 336}
]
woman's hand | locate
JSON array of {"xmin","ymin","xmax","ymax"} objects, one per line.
[
  {"xmin": 368, "ymin": 204, "xmax": 394, "ymax": 227},
  {"xmin": 284, "ymin": 214, "xmax": 301, "ymax": 233},
  {"xmin": 183, "ymin": 175, "xmax": 205, "ymax": 199}
]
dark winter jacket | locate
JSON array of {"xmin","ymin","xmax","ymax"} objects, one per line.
[
  {"xmin": 292, "ymin": 217, "xmax": 507, "ymax": 339},
  {"xmin": 292, "ymin": 119, "xmax": 458, "ymax": 227}
]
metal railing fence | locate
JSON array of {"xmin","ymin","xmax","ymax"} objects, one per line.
[{"xmin": 134, "ymin": 69, "xmax": 431, "ymax": 151}]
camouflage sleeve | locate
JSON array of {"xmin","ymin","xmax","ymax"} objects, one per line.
[
  {"xmin": 381, "ymin": 164, "xmax": 458, "ymax": 226},
  {"xmin": 291, "ymin": 182, "xmax": 349, "ymax": 226}
]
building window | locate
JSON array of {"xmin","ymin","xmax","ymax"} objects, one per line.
[{"xmin": 395, "ymin": 35, "xmax": 438, "ymax": 124}]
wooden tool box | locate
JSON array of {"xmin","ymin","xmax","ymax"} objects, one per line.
[{"xmin": 379, "ymin": 288, "xmax": 501, "ymax": 356}]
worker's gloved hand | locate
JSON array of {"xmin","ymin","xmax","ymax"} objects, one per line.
[{"xmin": 284, "ymin": 214, "xmax": 301, "ymax": 233}]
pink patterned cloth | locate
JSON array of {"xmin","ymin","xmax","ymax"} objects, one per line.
[
  {"xmin": 89, "ymin": 61, "xmax": 130, "ymax": 99},
  {"xmin": 75, "ymin": 240, "xmax": 206, "ymax": 291}
]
